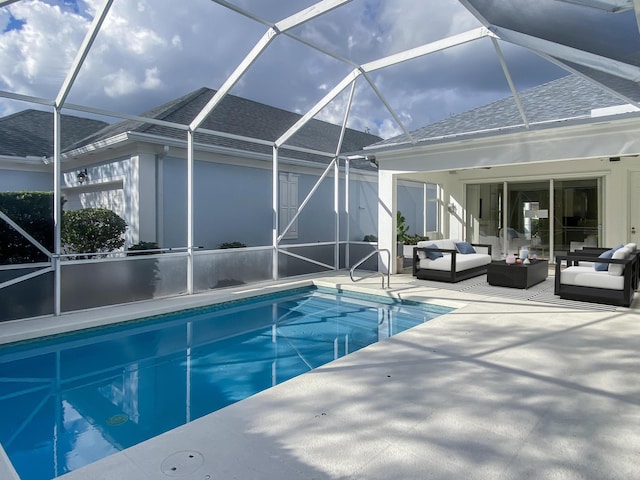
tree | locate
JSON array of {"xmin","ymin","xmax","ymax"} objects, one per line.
[{"xmin": 62, "ymin": 208, "xmax": 126, "ymax": 257}]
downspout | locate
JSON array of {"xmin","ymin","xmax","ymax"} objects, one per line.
[{"xmin": 155, "ymin": 145, "xmax": 169, "ymax": 248}]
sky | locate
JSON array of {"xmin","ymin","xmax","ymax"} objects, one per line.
[{"xmin": 0, "ymin": 0, "xmax": 567, "ymax": 139}]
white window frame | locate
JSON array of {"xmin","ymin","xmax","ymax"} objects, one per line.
[
  {"xmin": 425, "ymin": 182, "xmax": 440, "ymax": 235},
  {"xmin": 279, "ymin": 172, "xmax": 299, "ymax": 240}
]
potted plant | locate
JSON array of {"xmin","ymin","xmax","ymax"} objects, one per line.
[{"xmin": 396, "ymin": 211, "xmax": 410, "ymax": 272}]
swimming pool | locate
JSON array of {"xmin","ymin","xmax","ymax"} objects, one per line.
[{"xmin": 0, "ymin": 286, "xmax": 452, "ymax": 480}]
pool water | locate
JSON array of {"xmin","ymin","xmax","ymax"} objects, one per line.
[{"xmin": 0, "ymin": 287, "xmax": 452, "ymax": 480}]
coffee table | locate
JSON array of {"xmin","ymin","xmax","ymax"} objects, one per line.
[{"xmin": 487, "ymin": 259, "xmax": 549, "ymax": 289}]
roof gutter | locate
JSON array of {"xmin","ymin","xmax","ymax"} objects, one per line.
[
  {"xmin": 56, "ymin": 131, "xmax": 376, "ymax": 175},
  {"xmin": 365, "ymin": 110, "xmax": 640, "ymax": 155}
]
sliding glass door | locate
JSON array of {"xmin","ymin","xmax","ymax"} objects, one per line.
[
  {"xmin": 466, "ymin": 177, "xmax": 601, "ymax": 261},
  {"xmin": 553, "ymin": 178, "xmax": 600, "ymax": 253},
  {"xmin": 506, "ymin": 181, "xmax": 550, "ymax": 258}
]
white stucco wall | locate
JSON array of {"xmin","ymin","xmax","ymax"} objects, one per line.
[
  {"xmin": 386, "ymin": 156, "xmax": 640, "ymax": 258},
  {"xmin": 0, "ymin": 168, "xmax": 52, "ymax": 192}
]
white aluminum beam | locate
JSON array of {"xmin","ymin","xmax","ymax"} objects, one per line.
[
  {"xmin": 65, "ymin": 102, "xmax": 190, "ymax": 130},
  {"xmin": 334, "ymin": 81, "xmax": 355, "ymax": 269},
  {"xmin": 359, "ymin": 28, "xmax": 490, "ymax": 143},
  {"xmin": 187, "ymin": 132, "xmax": 195, "ymax": 294},
  {"xmin": 56, "ymin": 0, "xmax": 114, "ymax": 108},
  {"xmin": 361, "ymin": 71, "xmax": 415, "ymax": 144},
  {"xmin": 53, "ymin": 109, "xmax": 62, "ymax": 315},
  {"xmin": 212, "ymin": 0, "xmax": 360, "ymax": 69},
  {"xmin": 210, "ymin": 0, "xmax": 273, "ymax": 27},
  {"xmin": 276, "ymin": 69, "xmax": 361, "ymax": 148},
  {"xmin": 277, "ymin": 28, "xmax": 489, "ymax": 149},
  {"xmin": 278, "ymin": 248, "xmax": 335, "ymax": 270},
  {"xmin": 0, "ymin": 90, "xmax": 53, "ymax": 107},
  {"xmin": 334, "ymin": 81, "xmax": 356, "ymax": 157},
  {"xmin": 276, "ymin": 0, "xmax": 353, "ymax": 32},
  {"xmin": 277, "ymin": 158, "xmax": 336, "ymax": 243},
  {"xmin": 345, "ymin": 157, "xmax": 350, "ymax": 267},
  {"xmin": 189, "ymin": 27, "xmax": 278, "ymax": 131},
  {"xmin": 192, "ymin": 0, "xmax": 352, "ymax": 132},
  {"xmin": 493, "ymin": 26, "xmax": 640, "ymax": 82},
  {"xmin": 272, "ymin": 146, "xmax": 279, "ymax": 280},
  {"xmin": 0, "ymin": 267, "xmax": 53, "ymax": 290},
  {"xmin": 361, "ymin": 27, "xmax": 490, "ymax": 73},
  {"xmin": 0, "ymin": 211, "xmax": 52, "ymax": 258},
  {"xmin": 0, "ymin": 0, "xmax": 22, "ymax": 7},
  {"xmin": 491, "ymin": 37, "xmax": 529, "ymax": 128}
]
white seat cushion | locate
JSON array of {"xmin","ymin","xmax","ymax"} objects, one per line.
[
  {"xmin": 561, "ymin": 266, "xmax": 625, "ymax": 290},
  {"xmin": 419, "ymin": 253, "xmax": 491, "ymax": 272}
]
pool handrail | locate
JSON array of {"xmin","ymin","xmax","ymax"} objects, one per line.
[{"xmin": 350, "ymin": 248, "xmax": 390, "ymax": 288}]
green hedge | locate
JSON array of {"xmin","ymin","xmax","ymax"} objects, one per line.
[
  {"xmin": 0, "ymin": 192, "xmax": 54, "ymax": 264},
  {"xmin": 62, "ymin": 208, "xmax": 127, "ymax": 257}
]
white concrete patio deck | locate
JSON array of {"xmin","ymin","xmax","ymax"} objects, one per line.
[{"xmin": 2, "ymin": 271, "xmax": 639, "ymax": 480}]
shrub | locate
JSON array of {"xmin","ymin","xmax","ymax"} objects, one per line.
[
  {"xmin": 219, "ymin": 241, "xmax": 247, "ymax": 249},
  {"xmin": 62, "ymin": 208, "xmax": 127, "ymax": 258},
  {"xmin": 405, "ymin": 234, "xmax": 429, "ymax": 244},
  {"xmin": 127, "ymin": 241, "xmax": 161, "ymax": 256},
  {"xmin": 0, "ymin": 192, "xmax": 54, "ymax": 264}
]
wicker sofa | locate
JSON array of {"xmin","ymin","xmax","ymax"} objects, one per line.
[
  {"xmin": 413, "ymin": 239, "xmax": 492, "ymax": 283},
  {"xmin": 555, "ymin": 244, "xmax": 637, "ymax": 307}
]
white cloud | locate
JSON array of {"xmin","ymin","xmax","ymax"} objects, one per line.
[
  {"xmin": 378, "ymin": 118, "xmax": 403, "ymax": 139},
  {"xmin": 0, "ymin": 1, "xmax": 88, "ymax": 95},
  {"xmin": 142, "ymin": 67, "xmax": 162, "ymax": 90},
  {"xmin": 103, "ymin": 69, "xmax": 137, "ymax": 97}
]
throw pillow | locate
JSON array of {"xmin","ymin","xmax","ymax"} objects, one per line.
[
  {"xmin": 455, "ymin": 241, "xmax": 476, "ymax": 254},
  {"xmin": 424, "ymin": 243, "xmax": 443, "ymax": 261},
  {"xmin": 594, "ymin": 249, "xmax": 614, "ymax": 271},
  {"xmin": 593, "ymin": 245, "xmax": 623, "ymax": 271}
]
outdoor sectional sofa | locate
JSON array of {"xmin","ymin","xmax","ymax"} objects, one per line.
[
  {"xmin": 413, "ymin": 239, "xmax": 492, "ymax": 283},
  {"xmin": 555, "ymin": 243, "xmax": 637, "ymax": 307}
]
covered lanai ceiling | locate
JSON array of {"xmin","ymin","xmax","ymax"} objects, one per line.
[{"xmin": 1, "ymin": 0, "xmax": 640, "ymax": 155}]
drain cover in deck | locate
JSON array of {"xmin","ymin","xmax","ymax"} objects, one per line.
[{"xmin": 161, "ymin": 450, "xmax": 204, "ymax": 476}]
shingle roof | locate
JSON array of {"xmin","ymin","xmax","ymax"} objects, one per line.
[
  {"xmin": 0, "ymin": 109, "xmax": 108, "ymax": 157},
  {"xmin": 373, "ymin": 74, "xmax": 627, "ymax": 147},
  {"xmin": 71, "ymin": 88, "xmax": 382, "ymax": 165}
]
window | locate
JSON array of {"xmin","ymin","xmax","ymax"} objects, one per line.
[
  {"xmin": 279, "ymin": 173, "xmax": 298, "ymax": 239},
  {"xmin": 425, "ymin": 183, "xmax": 440, "ymax": 233}
]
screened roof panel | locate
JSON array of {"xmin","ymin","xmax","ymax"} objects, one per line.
[
  {"xmin": 467, "ymin": 0, "xmax": 640, "ymax": 62},
  {"xmin": 465, "ymin": 0, "xmax": 640, "ymax": 102},
  {"xmin": 3, "ymin": 0, "xmax": 640, "ymax": 146}
]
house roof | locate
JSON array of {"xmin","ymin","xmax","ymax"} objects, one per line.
[
  {"xmin": 70, "ymin": 88, "xmax": 382, "ymax": 166},
  {"xmin": 371, "ymin": 74, "xmax": 631, "ymax": 149},
  {"xmin": 0, "ymin": 109, "xmax": 108, "ymax": 158}
]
